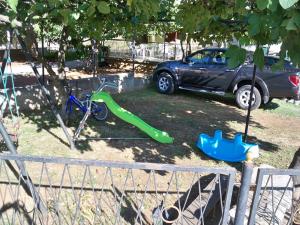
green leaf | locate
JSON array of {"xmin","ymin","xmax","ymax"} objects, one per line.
[
  {"xmin": 257, "ymin": 0, "xmax": 269, "ymax": 10},
  {"xmin": 270, "ymin": 28, "xmax": 280, "ymax": 40},
  {"xmin": 291, "ymin": 13, "xmax": 300, "ymax": 27},
  {"xmin": 236, "ymin": 0, "xmax": 246, "ymax": 8},
  {"xmin": 253, "ymin": 47, "xmax": 265, "ymax": 70},
  {"xmin": 127, "ymin": 0, "xmax": 133, "ymax": 6},
  {"xmin": 87, "ymin": 5, "xmax": 96, "ymax": 17},
  {"xmin": 267, "ymin": 0, "xmax": 279, "ymax": 11},
  {"xmin": 59, "ymin": 9, "xmax": 72, "ymax": 25},
  {"xmin": 279, "ymin": 0, "xmax": 299, "ymax": 9},
  {"xmin": 225, "ymin": 45, "xmax": 247, "ymax": 69},
  {"xmin": 32, "ymin": 15, "xmax": 40, "ymax": 20},
  {"xmin": 281, "ymin": 19, "xmax": 289, "ymax": 26},
  {"xmin": 239, "ymin": 36, "xmax": 251, "ymax": 45},
  {"xmin": 48, "ymin": 0, "xmax": 57, "ymax": 7},
  {"xmin": 97, "ymin": 1, "xmax": 110, "ymax": 14},
  {"xmin": 72, "ymin": 13, "xmax": 80, "ymax": 20},
  {"xmin": 248, "ymin": 14, "xmax": 261, "ymax": 36},
  {"xmin": 6, "ymin": 0, "xmax": 18, "ymax": 12},
  {"xmin": 286, "ymin": 18, "xmax": 297, "ymax": 30}
]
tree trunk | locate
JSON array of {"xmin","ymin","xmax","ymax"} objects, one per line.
[
  {"xmin": 22, "ymin": 24, "xmax": 57, "ymax": 78},
  {"xmin": 58, "ymin": 27, "xmax": 68, "ymax": 80},
  {"xmin": 187, "ymin": 35, "xmax": 192, "ymax": 55},
  {"xmin": 20, "ymin": 25, "xmax": 67, "ymax": 102},
  {"xmin": 92, "ymin": 39, "xmax": 99, "ymax": 77},
  {"xmin": 289, "ymin": 148, "xmax": 300, "ymax": 225},
  {"xmin": 180, "ymin": 39, "xmax": 185, "ymax": 60}
]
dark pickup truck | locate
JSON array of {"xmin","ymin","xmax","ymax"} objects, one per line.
[{"xmin": 153, "ymin": 48, "xmax": 300, "ymax": 109}]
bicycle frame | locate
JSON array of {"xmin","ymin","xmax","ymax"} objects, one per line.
[
  {"xmin": 69, "ymin": 78, "xmax": 118, "ymax": 141},
  {"xmin": 65, "ymin": 78, "xmax": 117, "ymax": 116},
  {"xmin": 65, "ymin": 94, "xmax": 86, "ymax": 114},
  {"xmin": 65, "ymin": 92, "xmax": 103, "ymax": 115}
]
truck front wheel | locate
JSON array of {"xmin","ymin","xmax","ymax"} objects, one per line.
[{"xmin": 156, "ymin": 72, "xmax": 175, "ymax": 94}]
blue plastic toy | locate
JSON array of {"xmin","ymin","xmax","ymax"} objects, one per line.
[{"xmin": 196, "ymin": 130, "xmax": 259, "ymax": 162}]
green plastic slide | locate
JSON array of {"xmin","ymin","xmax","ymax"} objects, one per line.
[{"xmin": 91, "ymin": 91, "xmax": 174, "ymax": 144}]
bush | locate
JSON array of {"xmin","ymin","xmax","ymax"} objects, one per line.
[
  {"xmin": 44, "ymin": 50, "xmax": 58, "ymax": 61},
  {"xmin": 44, "ymin": 49, "xmax": 89, "ymax": 61}
]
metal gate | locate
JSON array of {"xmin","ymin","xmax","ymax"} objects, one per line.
[
  {"xmin": 0, "ymin": 154, "xmax": 236, "ymax": 225},
  {"xmin": 247, "ymin": 168, "xmax": 300, "ymax": 225}
]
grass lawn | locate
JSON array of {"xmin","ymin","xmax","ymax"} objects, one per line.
[{"xmin": 14, "ymin": 87, "xmax": 300, "ymax": 170}]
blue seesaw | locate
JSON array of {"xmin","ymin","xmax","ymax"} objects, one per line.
[{"xmin": 196, "ymin": 130, "xmax": 259, "ymax": 162}]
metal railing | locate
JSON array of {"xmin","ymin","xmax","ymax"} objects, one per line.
[
  {"xmin": 0, "ymin": 120, "xmax": 299, "ymax": 225},
  {"xmin": 247, "ymin": 168, "xmax": 300, "ymax": 225},
  {"xmin": 0, "ymin": 154, "xmax": 236, "ymax": 225},
  {"xmin": 105, "ymin": 39, "xmax": 201, "ymax": 62},
  {"xmin": 1, "ymin": 156, "xmax": 300, "ymax": 225}
]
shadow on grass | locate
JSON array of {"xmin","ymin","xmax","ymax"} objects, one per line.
[
  {"xmin": 20, "ymin": 87, "xmax": 279, "ymax": 173},
  {"xmin": 0, "ymin": 201, "xmax": 36, "ymax": 225},
  {"xmin": 261, "ymin": 101, "xmax": 280, "ymax": 111},
  {"xmin": 177, "ymin": 89, "xmax": 237, "ymax": 108}
]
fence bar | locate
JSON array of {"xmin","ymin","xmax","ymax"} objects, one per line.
[
  {"xmin": 221, "ymin": 172, "xmax": 236, "ymax": 225},
  {"xmin": 257, "ymin": 168, "xmax": 300, "ymax": 176},
  {"xmin": 234, "ymin": 161, "xmax": 254, "ymax": 225},
  {"xmin": 0, "ymin": 154, "xmax": 236, "ymax": 175},
  {"xmin": 0, "ymin": 121, "xmax": 47, "ymax": 213},
  {"xmin": 247, "ymin": 168, "xmax": 264, "ymax": 225}
]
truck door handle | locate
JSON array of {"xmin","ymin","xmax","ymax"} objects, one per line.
[{"xmin": 225, "ymin": 69, "xmax": 235, "ymax": 72}]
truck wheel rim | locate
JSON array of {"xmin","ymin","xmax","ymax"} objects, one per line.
[
  {"xmin": 240, "ymin": 90, "xmax": 255, "ymax": 107},
  {"xmin": 159, "ymin": 77, "xmax": 169, "ymax": 91}
]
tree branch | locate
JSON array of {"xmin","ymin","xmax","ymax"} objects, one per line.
[{"xmin": 0, "ymin": 14, "xmax": 22, "ymax": 27}]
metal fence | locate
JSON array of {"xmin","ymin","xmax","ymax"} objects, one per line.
[
  {"xmin": 247, "ymin": 168, "xmax": 300, "ymax": 225},
  {"xmin": 105, "ymin": 39, "xmax": 201, "ymax": 62},
  {"xmin": 0, "ymin": 154, "xmax": 236, "ymax": 225},
  {"xmin": 1, "ymin": 154, "xmax": 300, "ymax": 225}
]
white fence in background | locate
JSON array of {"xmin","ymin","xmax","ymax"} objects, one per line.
[{"xmin": 105, "ymin": 39, "xmax": 202, "ymax": 62}]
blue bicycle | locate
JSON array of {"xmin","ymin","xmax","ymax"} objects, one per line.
[{"xmin": 63, "ymin": 78, "xmax": 117, "ymax": 122}]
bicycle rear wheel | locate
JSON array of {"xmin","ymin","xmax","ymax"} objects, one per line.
[{"xmin": 91, "ymin": 102, "xmax": 108, "ymax": 121}]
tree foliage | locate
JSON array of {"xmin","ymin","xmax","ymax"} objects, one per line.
[
  {"xmin": 1, "ymin": 0, "xmax": 300, "ymax": 69},
  {"xmin": 174, "ymin": 0, "xmax": 300, "ymax": 68}
]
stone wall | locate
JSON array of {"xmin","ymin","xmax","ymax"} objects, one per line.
[{"xmin": 0, "ymin": 73, "xmax": 151, "ymax": 113}]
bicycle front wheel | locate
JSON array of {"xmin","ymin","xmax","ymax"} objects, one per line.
[{"xmin": 91, "ymin": 102, "xmax": 108, "ymax": 121}]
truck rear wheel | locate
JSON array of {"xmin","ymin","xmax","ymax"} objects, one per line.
[{"xmin": 236, "ymin": 85, "xmax": 261, "ymax": 110}]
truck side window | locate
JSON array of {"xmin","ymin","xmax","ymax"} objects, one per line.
[
  {"xmin": 211, "ymin": 51, "xmax": 227, "ymax": 65},
  {"xmin": 189, "ymin": 51, "xmax": 212, "ymax": 64}
]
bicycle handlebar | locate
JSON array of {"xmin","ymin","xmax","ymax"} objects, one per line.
[{"xmin": 96, "ymin": 77, "xmax": 118, "ymax": 92}]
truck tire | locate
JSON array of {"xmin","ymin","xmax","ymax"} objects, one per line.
[
  {"xmin": 236, "ymin": 85, "xmax": 261, "ymax": 110},
  {"xmin": 156, "ymin": 72, "xmax": 175, "ymax": 94}
]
